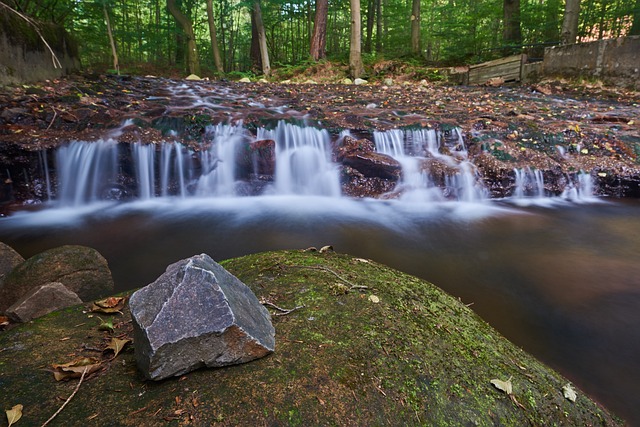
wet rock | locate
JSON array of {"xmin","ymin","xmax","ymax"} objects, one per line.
[
  {"xmin": 0, "ymin": 242, "xmax": 24, "ymax": 283},
  {"xmin": 238, "ymin": 139, "xmax": 276, "ymax": 177},
  {"xmin": 336, "ymin": 136, "xmax": 375, "ymax": 161},
  {"xmin": 354, "ymin": 78, "xmax": 368, "ymax": 85},
  {"xmin": 0, "ymin": 245, "xmax": 114, "ymax": 313},
  {"xmin": 129, "ymin": 253, "xmax": 275, "ymax": 381},
  {"xmin": 342, "ymin": 151, "xmax": 402, "ymax": 180},
  {"xmin": 239, "ymin": 77, "xmax": 251, "ymax": 83},
  {"xmin": 6, "ymin": 282, "xmax": 82, "ymax": 322}
]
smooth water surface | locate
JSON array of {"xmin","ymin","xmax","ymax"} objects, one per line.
[{"xmin": 1, "ymin": 197, "xmax": 639, "ymax": 424}]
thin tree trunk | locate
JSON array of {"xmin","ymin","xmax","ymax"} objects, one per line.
[
  {"xmin": 253, "ymin": 0, "xmax": 271, "ymax": 77},
  {"xmin": 561, "ymin": 0, "xmax": 580, "ymax": 44},
  {"xmin": 375, "ymin": 0, "xmax": 382, "ymax": 52},
  {"xmin": 411, "ymin": 0, "xmax": 420, "ymax": 55},
  {"xmin": 250, "ymin": 11, "xmax": 261, "ymax": 72},
  {"xmin": 167, "ymin": 0, "xmax": 200, "ymax": 75},
  {"xmin": 349, "ymin": 0, "xmax": 364, "ymax": 78},
  {"xmin": 310, "ymin": 0, "xmax": 328, "ymax": 60},
  {"xmin": 632, "ymin": 0, "xmax": 640, "ymax": 35},
  {"xmin": 103, "ymin": 3, "xmax": 120, "ymax": 75},
  {"xmin": 503, "ymin": 0, "xmax": 522, "ymax": 54},
  {"xmin": 206, "ymin": 0, "xmax": 223, "ymax": 73},
  {"xmin": 365, "ymin": 0, "xmax": 374, "ymax": 53}
]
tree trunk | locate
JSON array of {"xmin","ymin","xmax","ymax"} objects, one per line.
[
  {"xmin": 166, "ymin": 0, "xmax": 200, "ymax": 75},
  {"xmin": 206, "ymin": 0, "xmax": 223, "ymax": 73},
  {"xmin": 364, "ymin": 0, "xmax": 374, "ymax": 53},
  {"xmin": 103, "ymin": 2, "xmax": 120, "ymax": 75},
  {"xmin": 560, "ymin": 0, "xmax": 580, "ymax": 45},
  {"xmin": 250, "ymin": 11, "xmax": 261, "ymax": 72},
  {"xmin": 630, "ymin": 0, "xmax": 640, "ymax": 36},
  {"xmin": 411, "ymin": 0, "xmax": 420, "ymax": 56},
  {"xmin": 310, "ymin": 0, "xmax": 328, "ymax": 61},
  {"xmin": 503, "ymin": 0, "xmax": 522, "ymax": 54},
  {"xmin": 375, "ymin": 0, "xmax": 382, "ymax": 53},
  {"xmin": 349, "ymin": 0, "xmax": 364, "ymax": 78},
  {"xmin": 253, "ymin": 0, "xmax": 271, "ymax": 77}
]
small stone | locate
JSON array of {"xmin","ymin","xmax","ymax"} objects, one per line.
[
  {"xmin": 383, "ymin": 78, "xmax": 394, "ymax": 86},
  {"xmin": 239, "ymin": 77, "xmax": 252, "ymax": 83},
  {"xmin": 185, "ymin": 74, "xmax": 201, "ymax": 81},
  {"xmin": 354, "ymin": 78, "xmax": 368, "ymax": 85},
  {"xmin": 6, "ymin": 282, "xmax": 82, "ymax": 322},
  {"xmin": 130, "ymin": 254, "xmax": 275, "ymax": 381},
  {"xmin": 304, "ymin": 79, "xmax": 318, "ymax": 84},
  {"xmin": 342, "ymin": 78, "xmax": 353, "ymax": 85},
  {"xmin": 319, "ymin": 245, "xmax": 334, "ymax": 253}
]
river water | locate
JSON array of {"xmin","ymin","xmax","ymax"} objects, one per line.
[{"xmin": 0, "ymin": 195, "xmax": 639, "ymax": 424}]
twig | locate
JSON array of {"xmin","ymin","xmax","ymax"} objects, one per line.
[
  {"xmin": 41, "ymin": 366, "xmax": 89, "ymax": 427},
  {"xmin": 46, "ymin": 106, "xmax": 57, "ymax": 130},
  {"xmin": 261, "ymin": 301, "xmax": 305, "ymax": 316},
  {"xmin": 288, "ymin": 265, "xmax": 368, "ymax": 291}
]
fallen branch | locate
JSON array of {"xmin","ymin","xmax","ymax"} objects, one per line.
[
  {"xmin": 0, "ymin": 3, "xmax": 62, "ymax": 69},
  {"xmin": 41, "ymin": 366, "xmax": 88, "ymax": 427},
  {"xmin": 288, "ymin": 265, "xmax": 368, "ymax": 291},
  {"xmin": 46, "ymin": 106, "xmax": 57, "ymax": 130},
  {"xmin": 261, "ymin": 301, "xmax": 305, "ymax": 316}
]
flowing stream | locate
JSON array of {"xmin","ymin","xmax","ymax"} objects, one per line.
[{"xmin": 0, "ymin": 104, "xmax": 637, "ymax": 423}]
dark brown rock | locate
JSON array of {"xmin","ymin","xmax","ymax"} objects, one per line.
[
  {"xmin": 335, "ymin": 136, "xmax": 375, "ymax": 161},
  {"xmin": 342, "ymin": 151, "xmax": 402, "ymax": 180},
  {"xmin": 6, "ymin": 282, "xmax": 82, "ymax": 322},
  {"xmin": 0, "ymin": 245, "xmax": 114, "ymax": 313}
]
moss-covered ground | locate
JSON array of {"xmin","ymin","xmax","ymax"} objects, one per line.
[{"xmin": 0, "ymin": 250, "xmax": 622, "ymax": 426}]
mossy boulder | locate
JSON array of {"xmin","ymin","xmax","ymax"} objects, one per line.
[
  {"xmin": 0, "ymin": 245, "xmax": 114, "ymax": 313},
  {"xmin": 0, "ymin": 250, "xmax": 622, "ymax": 426}
]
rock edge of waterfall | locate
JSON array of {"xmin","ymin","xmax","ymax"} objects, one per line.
[{"xmin": 0, "ymin": 250, "xmax": 624, "ymax": 426}]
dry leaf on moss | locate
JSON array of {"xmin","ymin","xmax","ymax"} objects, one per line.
[
  {"xmin": 563, "ymin": 383, "xmax": 577, "ymax": 402},
  {"xmin": 52, "ymin": 357, "xmax": 102, "ymax": 381},
  {"xmin": 104, "ymin": 337, "xmax": 131, "ymax": 359},
  {"xmin": 490, "ymin": 377, "xmax": 513, "ymax": 395},
  {"xmin": 6, "ymin": 404, "xmax": 23, "ymax": 427},
  {"xmin": 91, "ymin": 297, "xmax": 126, "ymax": 314}
]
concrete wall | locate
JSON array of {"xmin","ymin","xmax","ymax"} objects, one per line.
[
  {"xmin": 0, "ymin": 13, "xmax": 80, "ymax": 85},
  {"xmin": 543, "ymin": 36, "xmax": 640, "ymax": 89}
]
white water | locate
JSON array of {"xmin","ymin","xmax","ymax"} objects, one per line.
[
  {"xmin": 513, "ymin": 167, "xmax": 545, "ymax": 199},
  {"xmin": 373, "ymin": 128, "xmax": 487, "ymax": 202}
]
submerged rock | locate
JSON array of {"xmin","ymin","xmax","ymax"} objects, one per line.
[
  {"xmin": 0, "ymin": 245, "xmax": 114, "ymax": 313},
  {"xmin": 129, "ymin": 253, "xmax": 275, "ymax": 381}
]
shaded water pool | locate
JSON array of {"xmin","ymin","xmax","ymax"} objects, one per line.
[{"xmin": 0, "ymin": 196, "xmax": 639, "ymax": 424}]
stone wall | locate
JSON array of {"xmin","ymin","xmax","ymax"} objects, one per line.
[
  {"xmin": 543, "ymin": 36, "xmax": 640, "ymax": 89},
  {"xmin": 0, "ymin": 12, "xmax": 80, "ymax": 85}
]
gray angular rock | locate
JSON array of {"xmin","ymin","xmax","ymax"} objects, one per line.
[
  {"xmin": 0, "ymin": 245, "xmax": 114, "ymax": 313},
  {"xmin": 6, "ymin": 282, "xmax": 83, "ymax": 322},
  {"xmin": 129, "ymin": 254, "xmax": 275, "ymax": 381}
]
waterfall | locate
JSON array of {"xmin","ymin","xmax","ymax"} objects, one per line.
[
  {"xmin": 513, "ymin": 167, "xmax": 545, "ymax": 199},
  {"xmin": 260, "ymin": 122, "xmax": 341, "ymax": 196},
  {"xmin": 373, "ymin": 128, "xmax": 486, "ymax": 202},
  {"xmin": 562, "ymin": 172, "xmax": 595, "ymax": 202},
  {"xmin": 56, "ymin": 140, "xmax": 119, "ymax": 206},
  {"xmin": 133, "ymin": 143, "xmax": 156, "ymax": 200},
  {"xmin": 196, "ymin": 123, "xmax": 248, "ymax": 196}
]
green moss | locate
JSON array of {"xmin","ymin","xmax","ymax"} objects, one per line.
[{"xmin": 0, "ymin": 250, "xmax": 623, "ymax": 426}]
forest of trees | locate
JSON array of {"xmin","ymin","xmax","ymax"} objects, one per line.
[{"xmin": 4, "ymin": 0, "xmax": 640, "ymax": 78}]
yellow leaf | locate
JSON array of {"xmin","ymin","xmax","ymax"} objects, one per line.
[
  {"xmin": 368, "ymin": 295, "xmax": 380, "ymax": 303},
  {"xmin": 490, "ymin": 377, "xmax": 513, "ymax": 395},
  {"xmin": 6, "ymin": 404, "xmax": 23, "ymax": 427},
  {"xmin": 104, "ymin": 338, "xmax": 131, "ymax": 358}
]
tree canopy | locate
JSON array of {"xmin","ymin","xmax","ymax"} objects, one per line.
[{"xmin": 4, "ymin": 0, "xmax": 639, "ymax": 76}]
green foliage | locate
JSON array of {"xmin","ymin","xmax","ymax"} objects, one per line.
[{"xmin": 9, "ymin": 0, "xmax": 639, "ymax": 74}]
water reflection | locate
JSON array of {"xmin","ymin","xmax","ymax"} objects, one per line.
[{"xmin": 0, "ymin": 197, "xmax": 639, "ymax": 424}]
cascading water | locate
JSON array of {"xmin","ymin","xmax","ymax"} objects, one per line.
[
  {"xmin": 373, "ymin": 128, "xmax": 487, "ymax": 202},
  {"xmin": 259, "ymin": 122, "xmax": 341, "ymax": 197},
  {"xmin": 562, "ymin": 172, "xmax": 596, "ymax": 202},
  {"xmin": 196, "ymin": 124, "xmax": 248, "ymax": 196},
  {"xmin": 513, "ymin": 167, "xmax": 545, "ymax": 199}
]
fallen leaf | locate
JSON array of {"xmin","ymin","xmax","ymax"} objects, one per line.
[
  {"xmin": 104, "ymin": 337, "xmax": 131, "ymax": 358},
  {"xmin": 490, "ymin": 377, "xmax": 513, "ymax": 395},
  {"xmin": 368, "ymin": 295, "xmax": 380, "ymax": 303},
  {"xmin": 97, "ymin": 317, "xmax": 114, "ymax": 332},
  {"xmin": 6, "ymin": 404, "xmax": 22, "ymax": 427},
  {"xmin": 0, "ymin": 315, "xmax": 9, "ymax": 328},
  {"xmin": 91, "ymin": 297, "xmax": 126, "ymax": 314},
  {"xmin": 563, "ymin": 383, "xmax": 577, "ymax": 402},
  {"xmin": 52, "ymin": 357, "xmax": 102, "ymax": 381}
]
